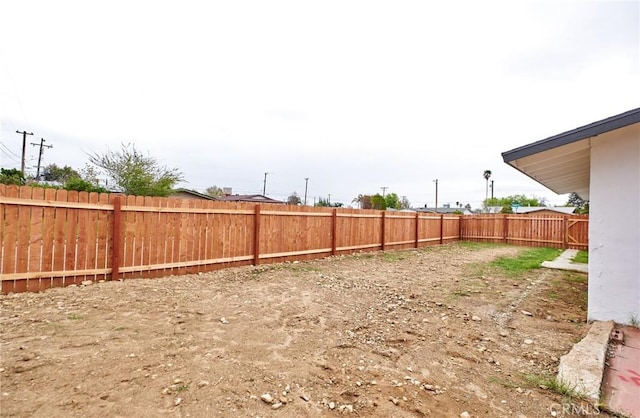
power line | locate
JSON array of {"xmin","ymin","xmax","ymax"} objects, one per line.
[
  {"xmin": 1, "ymin": 148, "xmax": 21, "ymax": 164},
  {"xmin": 0, "ymin": 141, "xmax": 21, "ymax": 159}
]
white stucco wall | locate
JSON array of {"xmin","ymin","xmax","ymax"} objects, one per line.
[{"xmin": 588, "ymin": 125, "xmax": 640, "ymax": 324}]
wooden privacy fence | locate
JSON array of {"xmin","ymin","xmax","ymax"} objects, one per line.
[
  {"xmin": 0, "ymin": 185, "xmax": 589, "ymax": 294},
  {"xmin": 0, "ymin": 185, "xmax": 459, "ymax": 294},
  {"xmin": 461, "ymin": 213, "xmax": 589, "ymax": 249}
]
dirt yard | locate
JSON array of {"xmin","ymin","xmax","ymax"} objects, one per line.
[{"xmin": 0, "ymin": 243, "xmax": 600, "ymax": 417}]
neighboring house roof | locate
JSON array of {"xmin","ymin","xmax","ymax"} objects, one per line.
[
  {"xmin": 215, "ymin": 194, "xmax": 285, "ymax": 204},
  {"xmin": 501, "ymin": 107, "xmax": 640, "ymax": 200},
  {"xmin": 485, "ymin": 206, "xmax": 503, "ymax": 214},
  {"xmin": 170, "ymin": 189, "xmax": 217, "ymax": 200},
  {"xmin": 486, "ymin": 206, "xmax": 576, "ymax": 214},
  {"xmin": 414, "ymin": 207, "xmax": 472, "ymax": 215},
  {"xmin": 515, "ymin": 206, "xmax": 576, "ymax": 214}
]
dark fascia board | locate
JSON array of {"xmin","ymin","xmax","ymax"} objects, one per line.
[{"xmin": 502, "ymin": 107, "xmax": 640, "ymax": 163}]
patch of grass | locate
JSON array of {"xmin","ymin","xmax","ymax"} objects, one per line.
[
  {"xmin": 523, "ymin": 373, "xmax": 581, "ymax": 398},
  {"xmin": 353, "ymin": 252, "xmax": 375, "ymax": 260},
  {"xmin": 457, "ymin": 241, "xmax": 505, "ymax": 250},
  {"xmin": 487, "ymin": 375, "xmax": 520, "ymax": 389},
  {"xmin": 547, "ymin": 290, "xmax": 560, "ymax": 300},
  {"xmin": 448, "ymin": 289, "xmax": 472, "ymax": 302},
  {"xmin": 563, "ymin": 272, "xmax": 587, "ymax": 284},
  {"xmin": 465, "ymin": 262, "xmax": 487, "ymax": 279},
  {"xmin": 67, "ymin": 314, "xmax": 84, "ymax": 320},
  {"xmin": 572, "ymin": 250, "xmax": 588, "ymax": 264},
  {"xmin": 382, "ymin": 251, "xmax": 408, "ymax": 262},
  {"xmin": 287, "ymin": 265, "xmax": 320, "ymax": 273},
  {"xmin": 451, "ymin": 290, "xmax": 471, "ymax": 298},
  {"xmin": 113, "ymin": 326, "xmax": 126, "ymax": 331},
  {"xmin": 490, "ymin": 247, "xmax": 562, "ymax": 277},
  {"xmin": 250, "ymin": 265, "xmax": 281, "ymax": 275},
  {"xmin": 175, "ymin": 384, "xmax": 189, "ymax": 392}
]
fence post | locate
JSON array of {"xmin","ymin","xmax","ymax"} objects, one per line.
[
  {"xmin": 562, "ymin": 216, "xmax": 568, "ymax": 249},
  {"xmin": 381, "ymin": 211, "xmax": 386, "ymax": 251},
  {"xmin": 503, "ymin": 214, "xmax": 509, "ymax": 244},
  {"xmin": 253, "ymin": 204, "xmax": 261, "ymax": 265},
  {"xmin": 111, "ymin": 195, "xmax": 122, "ymax": 281},
  {"xmin": 439, "ymin": 214, "xmax": 444, "ymax": 244},
  {"xmin": 331, "ymin": 209, "xmax": 337, "ymax": 256},
  {"xmin": 458, "ymin": 215, "xmax": 463, "ymax": 241},
  {"xmin": 415, "ymin": 212, "xmax": 420, "ymax": 248}
]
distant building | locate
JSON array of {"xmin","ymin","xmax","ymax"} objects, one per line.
[
  {"xmin": 170, "ymin": 189, "xmax": 217, "ymax": 201},
  {"xmin": 215, "ymin": 194, "xmax": 285, "ymax": 204},
  {"xmin": 485, "ymin": 206, "xmax": 576, "ymax": 215},
  {"xmin": 414, "ymin": 207, "xmax": 472, "ymax": 215}
]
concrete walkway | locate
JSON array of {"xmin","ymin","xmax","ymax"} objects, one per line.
[
  {"xmin": 541, "ymin": 249, "xmax": 588, "ymax": 273},
  {"xmin": 601, "ymin": 325, "xmax": 640, "ymax": 418}
]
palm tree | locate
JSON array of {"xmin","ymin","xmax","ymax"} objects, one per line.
[{"xmin": 483, "ymin": 170, "xmax": 492, "ymax": 203}]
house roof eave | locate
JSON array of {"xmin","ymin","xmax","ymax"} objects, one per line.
[{"xmin": 502, "ymin": 107, "xmax": 640, "ymax": 163}]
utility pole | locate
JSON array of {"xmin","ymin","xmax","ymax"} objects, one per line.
[
  {"xmin": 433, "ymin": 179, "xmax": 438, "ymax": 213},
  {"xmin": 16, "ymin": 130, "xmax": 34, "ymax": 177},
  {"xmin": 263, "ymin": 172, "xmax": 269, "ymax": 196},
  {"xmin": 31, "ymin": 138, "xmax": 53, "ymax": 180},
  {"xmin": 490, "ymin": 180, "xmax": 494, "ymax": 199},
  {"xmin": 381, "ymin": 186, "xmax": 388, "ymax": 197},
  {"xmin": 328, "ymin": 194, "xmax": 331, "ymax": 205},
  {"xmin": 304, "ymin": 177, "xmax": 309, "ymax": 205}
]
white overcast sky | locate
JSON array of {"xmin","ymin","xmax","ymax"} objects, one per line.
[{"xmin": 1, "ymin": 0, "xmax": 638, "ymax": 208}]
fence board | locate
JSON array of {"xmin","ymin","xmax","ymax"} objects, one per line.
[
  {"xmin": 76, "ymin": 192, "xmax": 89, "ymax": 283},
  {"xmin": 1, "ymin": 186, "xmax": 18, "ymax": 293},
  {"xmin": 28, "ymin": 187, "xmax": 44, "ymax": 291},
  {"xmin": 51, "ymin": 190, "xmax": 67, "ymax": 288},
  {"xmin": 15, "ymin": 187, "xmax": 32, "ymax": 292},
  {"xmin": 40, "ymin": 188, "xmax": 57, "ymax": 291},
  {"xmin": 96, "ymin": 193, "xmax": 110, "ymax": 281},
  {"xmin": 144, "ymin": 196, "xmax": 159, "ymax": 278},
  {"xmin": 85, "ymin": 193, "xmax": 99, "ymax": 283}
]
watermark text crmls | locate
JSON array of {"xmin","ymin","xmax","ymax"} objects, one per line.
[{"xmin": 549, "ymin": 402, "xmax": 601, "ymax": 416}]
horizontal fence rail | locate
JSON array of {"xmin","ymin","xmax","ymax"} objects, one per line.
[{"xmin": 0, "ymin": 185, "xmax": 588, "ymax": 294}]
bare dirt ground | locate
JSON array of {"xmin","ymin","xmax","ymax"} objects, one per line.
[{"xmin": 1, "ymin": 243, "xmax": 601, "ymax": 418}]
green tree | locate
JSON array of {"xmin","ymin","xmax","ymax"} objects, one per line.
[
  {"xmin": 315, "ymin": 198, "xmax": 343, "ymax": 207},
  {"xmin": 565, "ymin": 192, "xmax": 589, "ymax": 214},
  {"xmin": 287, "ymin": 192, "xmax": 301, "ymax": 205},
  {"xmin": 352, "ymin": 194, "xmax": 373, "ymax": 209},
  {"xmin": 483, "ymin": 194, "xmax": 547, "ymax": 212},
  {"xmin": 205, "ymin": 185, "xmax": 225, "ymax": 197},
  {"xmin": 0, "ymin": 168, "xmax": 25, "ymax": 185},
  {"xmin": 370, "ymin": 193, "xmax": 387, "ymax": 210},
  {"xmin": 384, "ymin": 192, "xmax": 402, "ymax": 210},
  {"xmin": 42, "ymin": 164, "xmax": 80, "ymax": 183},
  {"xmin": 87, "ymin": 142, "xmax": 183, "ymax": 196},
  {"xmin": 64, "ymin": 177, "xmax": 108, "ymax": 193},
  {"xmin": 79, "ymin": 164, "xmax": 102, "ymax": 187}
]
